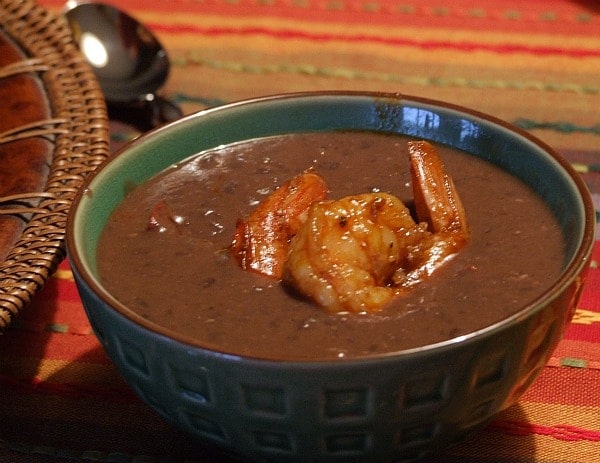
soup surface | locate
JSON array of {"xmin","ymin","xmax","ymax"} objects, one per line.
[{"xmin": 97, "ymin": 132, "xmax": 564, "ymax": 360}]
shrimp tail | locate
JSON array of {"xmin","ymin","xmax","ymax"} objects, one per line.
[
  {"xmin": 231, "ymin": 171, "xmax": 328, "ymax": 279},
  {"xmin": 408, "ymin": 140, "xmax": 469, "ymax": 238},
  {"xmin": 404, "ymin": 140, "xmax": 470, "ymax": 285}
]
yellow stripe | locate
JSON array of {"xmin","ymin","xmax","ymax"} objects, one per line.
[
  {"xmin": 138, "ymin": 11, "xmax": 600, "ymax": 48},
  {"xmin": 572, "ymin": 308, "xmax": 600, "ymax": 325},
  {"xmin": 53, "ymin": 268, "xmax": 74, "ymax": 281},
  {"xmin": 528, "ymin": 436, "xmax": 599, "ymax": 462},
  {"xmin": 512, "ymin": 401, "xmax": 600, "ymax": 430}
]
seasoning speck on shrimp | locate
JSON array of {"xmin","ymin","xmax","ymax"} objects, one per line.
[{"xmin": 231, "ymin": 140, "xmax": 469, "ymax": 313}]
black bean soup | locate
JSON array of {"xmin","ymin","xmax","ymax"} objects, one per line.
[{"xmin": 97, "ymin": 131, "xmax": 564, "ymax": 360}]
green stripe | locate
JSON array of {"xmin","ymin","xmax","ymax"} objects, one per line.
[
  {"xmin": 173, "ymin": 56, "xmax": 600, "ymax": 95},
  {"xmin": 560, "ymin": 357, "xmax": 588, "ymax": 368},
  {"xmin": 514, "ymin": 119, "xmax": 600, "ymax": 136}
]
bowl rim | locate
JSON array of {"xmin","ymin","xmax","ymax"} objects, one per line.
[{"xmin": 66, "ymin": 90, "xmax": 597, "ymax": 364}]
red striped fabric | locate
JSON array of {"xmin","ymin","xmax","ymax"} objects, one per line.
[{"xmin": 1, "ymin": 0, "xmax": 599, "ymax": 461}]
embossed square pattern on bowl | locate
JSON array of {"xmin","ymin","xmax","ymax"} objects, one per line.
[{"xmin": 66, "ymin": 92, "xmax": 595, "ymax": 462}]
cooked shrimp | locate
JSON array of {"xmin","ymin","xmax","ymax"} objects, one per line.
[
  {"xmin": 231, "ymin": 170, "xmax": 328, "ymax": 279},
  {"xmin": 231, "ymin": 140, "xmax": 469, "ymax": 313},
  {"xmin": 283, "ymin": 140, "xmax": 469, "ymax": 313},
  {"xmin": 283, "ymin": 193, "xmax": 431, "ymax": 313},
  {"xmin": 401, "ymin": 140, "xmax": 470, "ymax": 287},
  {"xmin": 408, "ymin": 140, "xmax": 469, "ymax": 237}
]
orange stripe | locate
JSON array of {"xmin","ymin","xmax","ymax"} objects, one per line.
[
  {"xmin": 0, "ymin": 330, "xmax": 108, "ymax": 363},
  {"xmin": 0, "ymin": 358, "xmax": 136, "ymax": 403},
  {"xmin": 1, "ymin": 357, "xmax": 124, "ymax": 386},
  {"xmin": 521, "ymin": 367, "xmax": 600, "ymax": 407},
  {"xmin": 39, "ymin": 0, "xmax": 599, "ymax": 35},
  {"xmin": 489, "ymin": 420, "xmax": 600, "ymax": 442}
]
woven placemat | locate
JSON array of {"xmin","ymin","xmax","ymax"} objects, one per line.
[{"xmin": 0, "ymin": 0, "xmax": 109, "ymax": 332}]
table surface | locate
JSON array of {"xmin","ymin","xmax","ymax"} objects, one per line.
[{"xmin": 1, "ymin": 0, "xmax": 599, "ymax": 462}]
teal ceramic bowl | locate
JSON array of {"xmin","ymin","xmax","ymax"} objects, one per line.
[{"xmin": 66, "ymin": 92, "xmax": 595, "ymax": 462}]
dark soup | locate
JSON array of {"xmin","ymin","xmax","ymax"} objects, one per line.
[{"xmin": 97, "ymin": 131, "xmax": 564, "ymax": 360}]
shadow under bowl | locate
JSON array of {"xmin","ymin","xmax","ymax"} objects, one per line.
[{"xmin": 66, "ymin": 92, "xmax": 595, "ymax": 462}]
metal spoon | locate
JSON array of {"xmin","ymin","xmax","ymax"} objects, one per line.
[{"xmin": 64, "ymin": 1, "xmax": 182, "ymax": 130}]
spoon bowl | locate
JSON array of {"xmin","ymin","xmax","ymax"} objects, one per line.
[{"xmin": 65, "ymin": 1, "xmax": 181, "ymax": 127}]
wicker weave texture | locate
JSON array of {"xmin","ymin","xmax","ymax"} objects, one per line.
[{"xmin": 0, "ymin": 0, "xmax": 110, "ymax": 331}]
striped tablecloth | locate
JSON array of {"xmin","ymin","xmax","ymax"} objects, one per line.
[{"xmin": 1, "ymin": 0, "xmax": 599, "ymax": 461}]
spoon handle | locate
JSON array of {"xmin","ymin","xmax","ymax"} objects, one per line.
[{"xmin": 107, "ymin": 96, "xmax": 183, "ymax": 132}]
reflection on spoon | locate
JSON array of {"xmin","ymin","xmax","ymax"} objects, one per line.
[
  {"xmin": 79, "ymin": 32, "xmax": 109, "ymax": 68},
  {"xmin": 64, "ymin": 1, "xmax": 182, "ymax": 129}
]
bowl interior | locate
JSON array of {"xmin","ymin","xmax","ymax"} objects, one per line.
[{"xmin": 68, "ymin": 92, "xmax": 593, "ymax": 334}]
